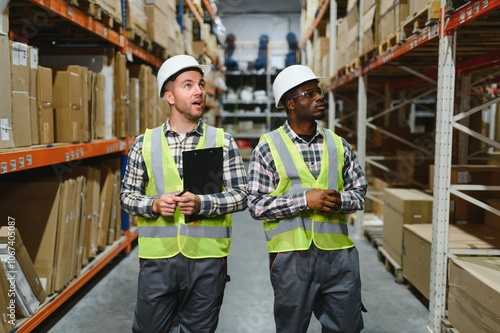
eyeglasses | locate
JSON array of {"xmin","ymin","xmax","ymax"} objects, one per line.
[{"xmin": 290, "ymin": 88, "xmax": 324, "ymax": 100}]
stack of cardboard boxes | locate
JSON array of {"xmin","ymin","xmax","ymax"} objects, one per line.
[
  {"xmin": 0, "ymin": 158, "xmax": 122, "ymax": 298},
  {"xmin": 376, "ymin": 164, "xmax": 500, "ymax": 332}
]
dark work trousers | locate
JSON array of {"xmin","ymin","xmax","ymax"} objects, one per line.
[
  {"xmin": 132, "ymin": 254, "xmax": 228, "ymax": 333},
  {"xmin": 270, "ymin": 244, "xmax": 365, "ymax": 333}
]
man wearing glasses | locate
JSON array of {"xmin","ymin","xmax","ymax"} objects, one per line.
[{"xmin": 247, "ymin": 65, "xmax": 368, "ymax": 333}]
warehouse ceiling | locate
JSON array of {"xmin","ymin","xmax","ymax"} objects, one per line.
[{"xmin": 215, "ymin": 0, "xmax": 302, "ymax": 16}]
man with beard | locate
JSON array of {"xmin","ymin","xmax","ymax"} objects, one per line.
[
  {"xmin": 247, "ymin": 65, "xmax": 367, "ymax": 333},
  {"xmin": 121, "ymin": 55, "xmax": 248, "ymax": 333}
]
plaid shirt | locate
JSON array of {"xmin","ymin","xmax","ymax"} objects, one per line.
[
  {"xmin": 120, "ymin": 119, "xmax": 248, "ymax": 218},
  {"xmin": 247, "ymin": 121, "xmax": 367, "ymax": 221}
]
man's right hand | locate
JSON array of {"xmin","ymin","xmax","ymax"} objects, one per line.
[
  {"xmin": 152, "ymin": 194, "xmax": 178, "ymax": 216},
  {"xmin": 305, "ymin": 189, "xmax": 341, "ymax": 213}
]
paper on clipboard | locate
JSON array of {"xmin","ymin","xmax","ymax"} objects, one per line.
[{"xmin": 182, "ymin": 147, "xmax": 223, "ymax": 222}]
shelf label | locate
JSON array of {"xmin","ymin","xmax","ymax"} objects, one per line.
[
  {"xmin": 10, "ymin": 159, "xmax": 16, "ymax": 171},
  {"xmin": 18, "ymin": 157, "xmax": 24, "ymax": 168},
  {"xmin": 1, "ymin": 162, "xmax": 6, "ymax": 174},
  {"xmin": 70, "ymin": 150, "xmax": 75, "ymax": 160},
  {"xmin": 80, "ymin": 148, "xmax": 84, "ymax": 157},
  {"xmin": 65, "ymin": 152, "xmax": 70, "ymax": 162},
  {"xmin": 75, "ymin": 149, "xmax": 79, "ymax": 159},
  {"xmin": 26, "ymin": 155, "xmax": 32, "ymax": 166}
]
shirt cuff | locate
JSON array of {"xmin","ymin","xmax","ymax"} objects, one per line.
[
  {"xmin": 197, "ymin": 194, "xmax": 213, "ymax": 216},
  {"xmin": 143, "ymin": 197, "xmax": 159, "ymax": 218},
  {"xmin": 297, "ymin": 192, "xmax": 308, "ymax": 211}
]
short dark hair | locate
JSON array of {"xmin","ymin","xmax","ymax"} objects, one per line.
[{"xmin": 160, "ymin": 67, "xmax": 204, "ymax": 97}]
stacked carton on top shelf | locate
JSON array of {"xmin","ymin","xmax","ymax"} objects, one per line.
[
  {"xmin": 362, "ymin": 0, "xmax": 380, "ymax": 55},
  {"xmin": 145, "ymin": 0, "xmax": 177, "ymax": 50},
  {"xmin": 0, "ymin": 34, "xmax": 14, "ymax": 149},
  {"xmin": 10, "ymin": 41, "xmax": 32, "ymax": 148}
]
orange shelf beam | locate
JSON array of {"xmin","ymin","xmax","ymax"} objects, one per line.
[
  {"xmin": 27, "ymin": 0, "xmax": 124, "ymax": 48},
  {"xmin": 329, "ymin": 22, "xmax": 440, "ymax": 90},
  {"xmin": 300, "ymin": 0, "xmax": 330, "ymax": 47},
  {"xmin": 184, "ymin": 0, "xmax": 204, "ymax": 25},
  {"xmin": 202, "ymin": 0, "xmax": 216, "ymax": 21},
  {"xmin": 15, "ymin": 237, "xmax": 130, "ymax": 333},
  {"xmin": 128, "ymin": 40, "xmax": 164, "ymax": 68},
  {"xmin": 445, "ymin": 0, "xmax": 500, "ymax": 33},
  {"xmin": 0, "ymin": 139, "xmax": 125, "ymax": 174}
]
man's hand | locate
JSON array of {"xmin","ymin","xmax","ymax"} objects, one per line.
[
  {"xmin": 305, "ymin": 189, "xmax": 341, "ymax": 213},
  {"xmin": 152, "ymin": 194, "xmax": 178, "ymax": 217},
  {"xmin": 172, "ymin": 191, "xmax": 201, "ymax": 216}
]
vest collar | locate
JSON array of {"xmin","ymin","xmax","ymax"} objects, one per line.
[
  {"xmin": 283, "ymin": 120, "xmax": 323, "ymax": 144},
  {"xmin": 163, "ymin": 118, "xmax": 205, "ymax": 137}
]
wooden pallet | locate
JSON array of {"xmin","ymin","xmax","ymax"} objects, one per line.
[
  {"xmin": 126, "ymin": 28, "xmax": 153, "ymax": 52},
  {"xmin": 360, "ymin": 47, "xmax": 378, "ymax": 63},
  {"xmin": 441, "ymin": 319, "xmax": 462, "ymax": 333},
  {"xmin": 378, "ymin": 30, "xmax": 401, "ymax": 54},
  {"xmin": 401, "ymin": 1, "xmax": 440, "ymax": 40},
  {"xmin": 69, "ymin": 0, "xmax": 123, "ymax": 33},
  {"xmin": 377, "ymin": 246, "xmax": 405, "ymax": 284},
  {"xmin": 364, "ymin": 225, "xmax": 383, "ymax": 248},
  {"xmin": 345, "ymin": 57, "xmax": 360, "ymax": 74}
]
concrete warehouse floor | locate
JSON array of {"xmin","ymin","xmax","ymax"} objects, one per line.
[{"xmin": 37, "ymin": 208, "xmax": 430, "ymax": 333}]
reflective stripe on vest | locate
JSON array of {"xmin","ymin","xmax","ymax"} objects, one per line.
[
  {"xmin": 138, "ymin": 124, "xmax": 231, "ymax": 259},
  {"xmin": 263, "ymin": 126, "xmax": 354, "ymax": 252},
  {"xmin": 139, "ymin": 224, "xmax": 231, "ymax": 238}
]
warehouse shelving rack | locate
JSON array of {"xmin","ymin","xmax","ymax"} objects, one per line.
[
  {"xmin": 301, "ymin": 0, "xmax": 500, "ymax": 331},
  {"xmin": 2, "ymin": 0, "xmax": 218, "ymax": 331}
]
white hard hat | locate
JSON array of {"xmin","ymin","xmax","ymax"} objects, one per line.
[
  {"xmin": 273, "ymin": 65, "xmax": 325, "ymax": 108},
  {"xmin": 157, "ymin": 55, "xmax": 211, "ymax": 98}
]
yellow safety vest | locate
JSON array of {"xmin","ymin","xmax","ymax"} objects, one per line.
[
  {"xmin": 137, "ymin": 124, "xmax": 232, "ymax": 259},
  {"xmin": 261, "ymin": 127, "xmax": 354, "ymax": 253}
]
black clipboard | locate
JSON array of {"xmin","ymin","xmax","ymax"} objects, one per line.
[{"xmin": 182, "ymin": 147, "xmax": 223, "ymax": 222}]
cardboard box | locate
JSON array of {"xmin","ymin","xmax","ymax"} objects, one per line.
[
  {"xmin": 10, "ymin": 42, "xmax": 29, "ymax": 93},
  {"xmin": 0, "ymin": 263, "xmax": 15, "ymax": 333},
  {"xmin": 129, "ymin": 78, "xmax": 141, "ymax": 137},
  {"xmin": 12, "ymin": 92, "xmax": 32, "ymax": 147},
  {"xmin": 382, "ymin": 188, "xmax": 433, "ymax": 265},
  {"xmin": 1, "ymin": 5, "xmax": 8, "ymax": 34},
  {"xmin": 448, "ymin": 257, "xmax": 500, "ymax": 333},
  {"xmin": 485, "ymin": 199, "xmax": 500, "ymax": 230},
  {"xmin": 94, "ymin": 0, "xmax": 122, "ymax": 25},
  {"xmin": 127, "ymin": 0, "xmax": 148, "ymax": 34},
  {"xmin": 429, "ymin": 165, "xmax": 500, "ymax": 224},
  {"xmin": 362, "ymin": 4, "xmax": 379, "ymax": 55},
  {"xmin": 94, "ymin": 73, "xmax": 106, "ymax": 139},
  {"xmin": 0, "ymin": 227, "xmax": 47, "ymax": 303},
  {"xmin": 114, "ymin": 52, "xmax": 128, "ymax": 138},
  {"xmin": 97, "ymin": 163, "xmax": 116, "ymax": 251},
  {"xmin": 0, "ymin": 255, "xmax": 39, "ymax": 317},
  {"xmin": 29, "ymin": 47, "xmax": 39, "ymax": 145},
  {"xmin": 37, "ymin": 66, "xmax": 54, "ymax": 144},
  {"xmin": 147, "ymin": 20, "xmax": 170, "ymax": 49},
  {"xmin": 53, "ymin": 179, "xmax": 77, "ymax": 292},
  {"xmin": 0, "ymin": 179, "xmax": 62, "ymax": 295},
  {"xmin": 53, "ymin": 71, "xmax": 82, "ymax": 143},
  {"xmin": 429, "ymin": 164, "xmax": 500, "ymax": 189},
  {"xmin": 66, "ymin": 65, "xmax": 90, "ymax": 142},
  {"xmin": 403, "ymin": 224, "xmax": 500, "ymax": 299},
  {"xmin": 0, "ymin": 36, "xmax": 14, "ymax": 149}
]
